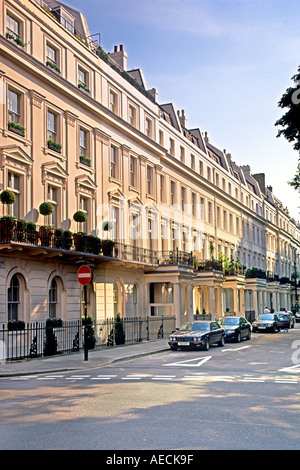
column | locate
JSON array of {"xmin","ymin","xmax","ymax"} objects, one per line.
[{"xmin": 173, "ymin": 282, "xmax": 181, "ymax": 327}]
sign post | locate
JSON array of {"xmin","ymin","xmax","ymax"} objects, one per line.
[{"xmin": 77, "ymin": 265, "xmax": 93, "ymax": 361}]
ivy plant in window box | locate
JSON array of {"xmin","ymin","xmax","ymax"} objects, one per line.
[
  {"xmin": 78, "ymin": 83, "xmax": 90, "ymax": 93},
  {"xmin": 48, "ymin": 139, "xmax": 62, "ymax": 153},
  {"xmin": 8, "ymin": 121, "xmax": 25, "ymax": 137},
  {"xmin": 46, "ymin": 60, "xmax": 61, "ymax": 74},
  {"xmin": 6, "ymin": 32, "xmax": 25, "ymax": 48},
  {"xmin": 80, "ymin": 155, "xmax": 91, "ymax": 166}
]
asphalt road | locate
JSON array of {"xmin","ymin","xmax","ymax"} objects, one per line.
[{"xmin": 1, "ymin": 327, "xmax": 300, "ymax": 451}]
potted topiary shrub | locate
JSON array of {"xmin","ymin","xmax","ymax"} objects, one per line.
[
  {"xmin": 54, "ymin": 228, "xmax": 64, "ymax": 248},
  {"xmin": 0, "ymin": 189, "xmax": 17, "ymax": 242},
  {"xmin": 26, "ymin": 221, "xmax": 38, "ymax": 244},
  {"xmin": 16, "ymin": 219, "xmax": 27, "ymax": 242},
  {"xmin": 39, "ymin": 202, "xmax": 54, "ymax": 246},
  {"xmin": 102, "ymin": 221, "xmax": 114, "ymax": 257},
  {"xmin": 62, "ymin": 230, "xmax": 73, "ymax": 250},
  {"xmin": 82, "ymin": 316, "xmax": 96, "ymax": 350},
  {"xmin": 114, "ymin": 313, "xmax": 125, "ymax": 345},
  {"xmin": 73, "ymin": 211, "xmax": 88, "ymax": 252}
]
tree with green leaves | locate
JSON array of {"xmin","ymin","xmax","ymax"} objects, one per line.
[{"xmin": 275, "ymin": 65, "xmax": 300, "ymax": 189}]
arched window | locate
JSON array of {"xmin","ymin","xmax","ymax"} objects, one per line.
[
  {"xmin": 49, "ymin": 278, "xmax": 58, "ymax": 318},
  {"xmin": 8, "ymin": 274, "xmax": 19, "ymax": 321}
]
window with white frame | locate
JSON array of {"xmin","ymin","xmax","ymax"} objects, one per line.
[
  {"xmin": 48, "ymin": 185, "xmax": 58, "ymax": 227},
  {"xmin": 128, "ymin": 104, "xmax": 136, "ymax": 127},
  {"xmin": 129, "ymin": 155, "xmax": 137, "ymax": 187},
  {"xmin": 8, "ymin": 274, "xmax": 20, "ymax": 321},
  {"xmin": 79, "ymin": 128, "xmax": 90, "ymax": 165},
  {"xmin": 6, "ymin": 12, "xmax": 21, "ymax": 41},
  {"xmin": 49, "ymin": 278, "xmax": 58, "ymax": 319},
  {"xmin": 7, "ymin": 172, "xmax": 21, "ymax": 218},
  {"xmin": 147, "ymin": 166, "xmax": 153, "ymax": 195},
  {"xmin": 145, "ymin": 117, "xmax": 152, "ymax": 138},
  {"xmin": 80, "ymin": 195, "xmax": 88, "ymax": 233},
  {"xmin": 8, "ymin": 88, "xmax": 21, "ymax": 125},
  {"xmin": 109, "ymin": 90, "xmax": 118, "ymax": 114},
  {"xmin": 46, "ymin": 42, "xmax": 60, "ymax": 72},
  {"xmin": 78, "ymin": 66, "xmax": 89, "ymax": 92},
  {"xmin": 47, "ymin": 110, "xmax": 58, "ymax": 143},
  {"xmin": 110, "ymin": 145, "xmax": 118, "ymax": 179}
]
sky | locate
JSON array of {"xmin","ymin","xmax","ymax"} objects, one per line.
[{"xmin": 65, "ymin": 0, "xmax": 300, "ymax": 220}]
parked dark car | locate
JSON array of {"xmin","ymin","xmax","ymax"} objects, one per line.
[
  {"xmin": 276, "ymin": 313, "xmax": 295, "ymax": 329},
  {"xmin": 168, "ymin": 321, "xmax": 225, "ymax": 351},
  {"xmin": 219, "ymin": 316, "xmax": 252, "ymax": 342},
  {"xmin": 252, "ymin": 313, "xmax": 281, "ymax": 333}
]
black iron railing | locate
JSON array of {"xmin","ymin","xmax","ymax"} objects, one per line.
[{"xmin": 1, "ymin": 316, "xmax": 175, "ymax": 362}]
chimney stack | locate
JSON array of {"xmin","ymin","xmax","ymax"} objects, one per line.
[{"xmin": 110, "ymin": 44, "xmax": 128, "ymax": 70}]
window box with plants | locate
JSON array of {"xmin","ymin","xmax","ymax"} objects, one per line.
[
  {"xmin": 79, "ymin": 155, "xmax": 91, "ymax": 166},
  {"xmin": 8, "ymin": 121, "xmax": 25, "ymax": 137},
  {"xmin": 78, "ymin": 83, "xmax": 90, "ymax": 94},
  {"xmin": 47, "ymin": 139, "xmax": 62, "ymax": 153},
  {"xmin": 6, "ymin": 32, "xmax": 25, "ymax": 48},
  {"xmin": 46, "ymin": 317, "xmax": 63, "ymax": 328},
  {"xmin": 7, "ymin": 319, "xmax": 25, "ymax": 331},
  {"xmin": 46, "ymin": 60, "xmax": 61, "ymax": 74}
]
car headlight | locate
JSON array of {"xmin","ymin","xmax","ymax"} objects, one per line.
[{"xmin": 227, "ymin": 329, "xmax": 235, "ymax": 333}]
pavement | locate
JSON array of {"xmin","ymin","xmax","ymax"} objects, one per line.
[{"xmin": 0, "ymin": 339, "xmax": 170, "ymax": 377}]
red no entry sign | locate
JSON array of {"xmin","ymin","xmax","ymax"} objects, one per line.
[{"xmin": 77, "ymin": 265, "xmax": 92, "ymax": 286}]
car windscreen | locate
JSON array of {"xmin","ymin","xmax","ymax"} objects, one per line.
[
  {"xmin": 180, "ymin": 322, "xmax": 193, "ymax": 331},
  {"xmin": 258, "ymin": 314, "xmax": 274, "ymax": 321},
  {"xmin": 221, "ymin": 318, "xmax": 239, "ymax": 325},
  {"xmin": 191, "ymin": 322, "xmax": 210, "ymax": 331}
]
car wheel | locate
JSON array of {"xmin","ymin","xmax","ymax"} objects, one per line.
[
  {"xmin": 170, "ymin": 346, "xmax": 178, "ymax": 351},
  {"xmin": 202, "ymin": 337, "xmax": 210, "ymax": 351},
  {"xmin": 218, "ymin": 335, "xmax": 225, "ymax": 347},
  {"xmin": 273, "ymin": 326, "xmax": 278, "ymax": 333},
  {"xmin": 236, "ymin": 331, "xmax": 241, "ymax": 343}
]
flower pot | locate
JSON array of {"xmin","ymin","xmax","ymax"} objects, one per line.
[
  {"xmin": 0, "ymin": 217, "xmax": 17, "ymax": 242},
  {"xmin": 16, "ymin": 220, "xmax": 27, "ymax": 242},
  {"xmin": 102, "ymin": 240, "xmax": 114, "ymax": 257},
  {"xmin": 27, "ymin": 229, "xmax": 38, "ymax": 245},
  {"xmin": 39, "ymin": 227, "xmax": 54, "ymax": 247},
  {"xmin": 62, "ymin": 237, "xmax": 73, "ymax": 250},
  {"xmin": 73, "ymin": 233, "xmax": 87, "ymax": 252}
]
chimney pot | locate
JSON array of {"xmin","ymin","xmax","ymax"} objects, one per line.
[
  {"xmin": 114, "ymin": 45, "xmax": 118, "ymax": 52},
  {"xmin": 120, "ymin": 44, "xmax": 124, "ymax": 51}
]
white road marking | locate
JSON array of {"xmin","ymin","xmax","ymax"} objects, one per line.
[
  {"xmin": 164, "ymin": 356, "xmax": 212, "ymax": 367},
  {"xmin": 222, "ymin": 346, "xmax": 251, "ymax": 352}
]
